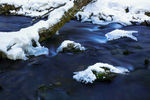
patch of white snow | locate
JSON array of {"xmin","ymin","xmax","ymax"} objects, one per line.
[
  {"xmin": 73, "ymin": 62, "xmax": 129, "ymax": 84},
  {"xmin": 105, "ymin": 29, "xmax": 138, "ymax": 41},
  {"xmin": 76, "ymin": 0, "xmax": 150, "ymax": 25},
  {"xmin": 57, "ymin": 40, "xmax": 85, "ymax": 53}
]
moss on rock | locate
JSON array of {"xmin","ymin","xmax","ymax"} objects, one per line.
[{"xmin": 92, "ymin": 67, "xmax": 117, "ymax": 82}]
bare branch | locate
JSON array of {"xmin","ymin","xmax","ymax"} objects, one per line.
[{"xmin": 32, "ymin": 3, "xmax": 66, "ymax": 22}]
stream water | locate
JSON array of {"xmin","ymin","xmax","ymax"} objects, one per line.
[{"xmin": 0, "ymin": 16, "xmax": 150, "ymax": 100}]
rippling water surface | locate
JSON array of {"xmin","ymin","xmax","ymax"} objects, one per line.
[{"xmin": 0, "ymin": 16, "xmax": 150, "ymax": 100}]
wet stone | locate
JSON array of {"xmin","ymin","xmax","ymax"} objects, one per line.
[
  {"xmin": 111, "ymin": 49, "xmax": 122, "ymax": 55},
  {"xmin": 53, "ymin": 82, "xmax": 62, "ymax": 87},
  {"xmin": 38, "ymin": 82, "xmax": 62, "ymax": 92},
  {"xmin": 125, "ymin": 7, "xmax": 129, "ymax": 13},
  {"xmin": 38, "ymin": 84, "xmax": 50, "ymax": 92},
  {"xmin": 123, "ymin": 49, "xmax": 133, "ymax": 55},
  {"xmin": 144, "ymin": 58, "xmax": 149, "ymax": 66},
  {"xmin": 145, "ymin": 12, "xmax": 150, "ymax": 17},
  {"xmin": 0, "ymin": 85, "xmax": 3, "ymax": 91}
]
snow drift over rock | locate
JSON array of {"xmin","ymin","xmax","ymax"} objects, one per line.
[
  {"xmin": 0, "ymin": 0, "xmax": 74, "ymax": 60},
  {"xmin": 76, "ymin": 0, "xmax": 150, "ymax": 25},
  {"xmin": 73, "ymin": 62, "xmax": 129, "ymax": 84},
  {"xmin": 57, "ymin": 40, "xmax": 85, "ymax": 53},
  {"xmin": 0, "ymin": 21, "xmax": 49, "ymax": 60},
  {"xmin": 105, "ymin": 29, "xmax": 138, "ymax": 41}
]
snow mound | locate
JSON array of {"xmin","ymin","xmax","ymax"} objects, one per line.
[
  {"xmin": 0, "ymin": 21, "xmax": 49, "ymax": 60},
  {"xmin": 57, "ymin": 40, "xmax": 85, "ymax": 53},
  {"xmin": 73, "ymin": 62, "xmax": 129, "ymax": 84},
  {"xmin": 0, "ymin": 0, "xmax": 74, "ymax": 60},
  {"xmin": 105, "ymin": 29, "xmax": 138, "ymax": 41},
  {"xmin": 76, "ymin": 0, "xmax": 150, "ymax": 25}
]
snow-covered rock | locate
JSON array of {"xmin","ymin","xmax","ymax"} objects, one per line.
[
  {"xmin": 105, "ymin": 29, "xmax": 138, "ymax": 41},
  {"xmin": 57, "ymin": 40, "xmax": 85, "ymax": 53},
  {"xmin": 76, "ymin": 0, "xmax": 150, "ymax": 25},
  {"xmin": 73, "ymin": 62, "xmax": 129, "ymax": 84}
]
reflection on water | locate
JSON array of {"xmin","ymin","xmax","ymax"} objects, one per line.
[{"xmin": 0, "ymin": 16, "xmax": 150, "ymax": 100}]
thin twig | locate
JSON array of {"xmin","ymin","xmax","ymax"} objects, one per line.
[{"xmin": 32, "ymin": 3, "xmax": 66, "ymax": 22}]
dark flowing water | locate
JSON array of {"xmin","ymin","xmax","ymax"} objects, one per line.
[{"xmin": 0, "ymin": 16, "xmax": 150, "ymax": 100}]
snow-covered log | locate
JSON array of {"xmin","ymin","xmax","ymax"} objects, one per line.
[
  {"xmin": 0, "ymin": 0, "xmax": 93, "ymax": 42},
  {"xmin": 38, "ymin": 0, "xmax": 94, "ymax": 42},
  {"xmin": 0, "ymin": 0, "xmax": 93, "ymax": 60}
]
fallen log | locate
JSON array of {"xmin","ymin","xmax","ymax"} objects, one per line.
[
  {"xmin": 0, "ymin": 0, "xmax": 93, "ymax": 42},
  {"xmin": 39, "ymin": 0, "xmax": 93, "ymax": 42},
  {"xmin": 0, "ymin": 0, "xmax": 93, "ymax": 60}
]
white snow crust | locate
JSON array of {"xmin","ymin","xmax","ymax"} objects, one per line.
[
  {"xmin": 76, "ymin": 0, "xmax": 150, "ymax": 25},
  {"xmin": 57, "ymin": 40, "xmax": 85, "ymax": 53},
  {"xmin": 105, "ymin": 29, "xmax": 138, "ymax": 41},
  {"xmin": 73, "ymin": 62, "xmax": 129, "ymax": 84}
]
